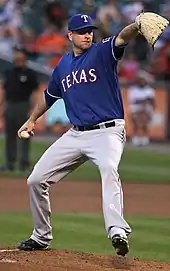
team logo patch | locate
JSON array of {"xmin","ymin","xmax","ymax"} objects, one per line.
[
  {"xmin": 20, "ymin": 75, "xmax": 27, "ymax": 82},
  {"xmin": 102, "ymin": 37, "xmax": 112, "ymax": 43}
]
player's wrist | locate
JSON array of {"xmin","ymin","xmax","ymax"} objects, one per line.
[
  {"xmin": 132, "ymin": 22, "xmax": 140, "ymax": 31},
  {"xmin": 28, "ymin": 116, "xmax": 37, "ymax": 123}
]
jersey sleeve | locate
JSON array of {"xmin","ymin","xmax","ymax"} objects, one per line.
[
  {"xmin": 44, "ymin": 66, "xmax": 62, "ymax": 107},
  {"xmin": 100, "ymin": 36, "xmax": 127, "ymax": 61}
]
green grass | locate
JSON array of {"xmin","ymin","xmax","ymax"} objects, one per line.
[
  {"xmin": 0, "ymin": 212, "xmax": 170, "ymax": 262},
  {"xmin": 0, "ymin": 138, "xmax": 170, "ymax": 182}
]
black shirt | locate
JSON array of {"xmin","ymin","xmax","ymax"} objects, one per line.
[{"xmin": 3, "ymin": 66, "xmax": 39, "ymax": 102}]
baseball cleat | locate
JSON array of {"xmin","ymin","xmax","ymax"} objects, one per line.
[
  {"xmin": 112, "ymin": 234, "xmax": 129, "ymax": 256},
  {"xmin": 17, "ymin": 238, "xmax": 49, "ymax": 251}
]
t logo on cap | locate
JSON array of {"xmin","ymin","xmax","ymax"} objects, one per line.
[
  {"xmin": 68, "ymin": 13, "xmax": 98, "ymax": 32},
  {"xmin": 81, "ymin": 15, "xmax": 89, "ymax": 22}
]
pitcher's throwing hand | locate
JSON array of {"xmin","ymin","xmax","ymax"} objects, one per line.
[{"xmin": 18, "ymin": 119, "xmax": 36, "ymax": 139}]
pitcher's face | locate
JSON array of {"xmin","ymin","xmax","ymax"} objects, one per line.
[{"xmin": 68, "ymin": 28, "xmax": 93, "ymax": 52}]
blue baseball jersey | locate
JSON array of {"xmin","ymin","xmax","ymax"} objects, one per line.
[{"xmin": 44, "ymin": 36, "xmax": 127, "ymax": 126}]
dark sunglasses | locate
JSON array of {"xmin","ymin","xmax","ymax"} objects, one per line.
[{"xmin": 73, "ymin": 28, "xmax": 93, "ymax": 35}]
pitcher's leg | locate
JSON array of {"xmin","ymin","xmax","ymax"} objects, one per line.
[
  {"xmin": 83, "ymin": 126, "xmax": 131, "ymax": 255},
  {"xmin": 17, "ymin": 129, "xmax": 87, "ymax": 249},
  {"xmin": 28, "ymin": 155, "xmax": 86, "ymax": 246},
  {"xmin": 100, "ymin": 159, "xmax": 131, "ymax": 237}
]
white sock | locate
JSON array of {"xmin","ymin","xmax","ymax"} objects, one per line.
[{"xmin": 108, "ymin": 227, "xmax": 127, "ymax": 239}]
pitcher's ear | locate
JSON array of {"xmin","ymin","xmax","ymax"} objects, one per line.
[{"xmin": 68, "ymin": 32, "xmax": 72, "ymax": 42}]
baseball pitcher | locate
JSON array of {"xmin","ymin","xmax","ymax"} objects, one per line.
[{"xmin": 17, "ymin": 13, "xmax": 169, "ymax": 256}]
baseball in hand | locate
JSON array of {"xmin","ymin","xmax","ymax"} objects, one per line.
[{"xmin": 20, "ymin": 131, "xmax": 34, "ymax": 139}]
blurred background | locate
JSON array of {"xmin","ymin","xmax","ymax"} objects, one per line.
[
  {"xmin": 0, "ymin": 0, "xmax": 170, "ymax": 144},
  {"xmin": 0, "ymin": 1, "xmax": 169, "ymax": 264}
]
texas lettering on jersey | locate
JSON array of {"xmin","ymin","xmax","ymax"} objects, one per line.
[{"xmin": 61, "ymin": 68, "xmax": 97, "ymax": 92}]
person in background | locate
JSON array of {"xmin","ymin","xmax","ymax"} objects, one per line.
[
  {"xmin": 118, "ymin": 53, "xmax": 139, "ymax": 83},
  {"xmin": 121, "ymin": 0, "xmax": 143, "ymax": 24},
  {"xmin": 97, "ymin": 0, "xmax": 123, "ymax": 36},
  {"xmin": 0, "ymin": 45, "xmax": 39, "ymax": 171},
  {"xmin": 46, "ymin": 99, "xmax": 71, "ymax": 136},
  {"xmin": 44, "ymin": 1, "xmax": 67, "ymax": 30},
  {"xmin": 128, "ymin": 71, "xmax": 155, "ymax": 146},
  {"xmin": 34, "ymin": 21, "xmax": 68, "ymax": 68}
]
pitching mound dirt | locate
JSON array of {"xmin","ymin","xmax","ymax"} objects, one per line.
[{"xmin": 0, "ymin": 249, "xmax": 170, "ymax": 271}]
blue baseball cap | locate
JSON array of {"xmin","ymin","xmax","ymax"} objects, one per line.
[{"xmin": 68, "ymin": 14, "xmax": 98, "ymax": 31}]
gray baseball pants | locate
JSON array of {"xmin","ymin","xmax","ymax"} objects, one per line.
[{"xmin": 27, "ymin": 120, "xmax": 132, "ymax": 246}]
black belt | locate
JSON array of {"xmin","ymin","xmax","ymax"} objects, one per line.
[{"xmin": 73, "ymin": 120, "xmax": 116, "ymax": 131}]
